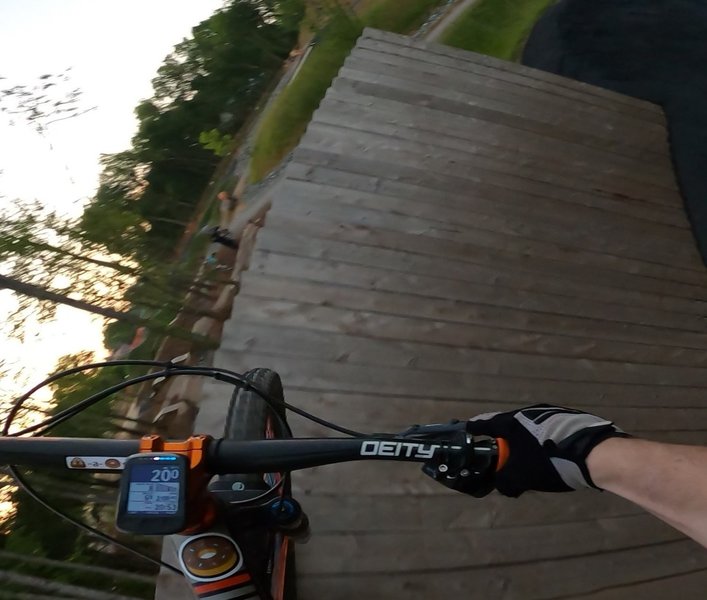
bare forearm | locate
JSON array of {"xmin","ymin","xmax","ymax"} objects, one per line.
[{"xmin": 587, "ymin": 437, "xmax": 707, "ymax": 547}]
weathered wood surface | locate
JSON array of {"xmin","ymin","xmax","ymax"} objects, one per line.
[{"xmin": 212, "ymin": 29, "xmax": 707, "ymax": 599}]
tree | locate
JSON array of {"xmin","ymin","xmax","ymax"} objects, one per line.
[
  {"xmin": 0, "ymin": 196, "xmax": 219, "ymax": 346},
  {"xmin": 3, "ymin": 0, "xmax": 305, "ymax": 349},
  {"xmin": 0, "ymin": 275, "xmax": 144, "ymax": 325},
  {"xmin": 79, "ymin": 1, "xmax": 304, "ymax": 265}
]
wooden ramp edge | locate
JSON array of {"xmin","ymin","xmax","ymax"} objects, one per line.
[{"xmin": 207, "ymin": 28, "xmax": 707, "ymax": 600}]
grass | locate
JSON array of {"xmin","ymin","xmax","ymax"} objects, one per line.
[
  {"xmin": 364, "ymin": 0, "xmax": 442, "ymax": 33},
  {"xmin": 249, "ymin": 9, "xmax": 362, "ymax": 181},
  {"xmin": 438, "ymin": 0, "xmax": 556, "ymax": 61},
  {"xmin": 248, "ymin": 0, "xmax": 445, "ymax": 182}
]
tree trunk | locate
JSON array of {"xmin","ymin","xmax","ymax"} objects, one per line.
[
  {"xmin": 0, "ymin": 275, "xmax": 144, "ymax": 324},
  {"xmin": 0, "ymin": 275, "xmax": 216, "ymax": 347}
]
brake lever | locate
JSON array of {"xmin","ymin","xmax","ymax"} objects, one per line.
[
  {"xmin": 393, "ymin": 420, "xmax": 467, "ymax": 439},
  {"xmin": 421, "ymin": 426, "xmax": 499, "ymax": 498}
]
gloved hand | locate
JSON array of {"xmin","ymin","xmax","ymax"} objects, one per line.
[{"xmin": 468, "ymin": 404, "xmax": 629, "ymax": 497}]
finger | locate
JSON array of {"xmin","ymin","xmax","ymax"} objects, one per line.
[
  {"xmin": 466, "ymin": 412, "xmax": 505, "ymax": 437},
  {"xmin": 468, "ymin": 411, "xmax": 502, "ymax": 423}
]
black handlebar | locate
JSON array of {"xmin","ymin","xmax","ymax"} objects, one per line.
[
  {"xmin": 0, "ymin": 437, "xmax": 140, "ymax": 470},
  {"xmin": 0, "ymin": 433, "xmax": 500, "ymax": 497},
  {"xmin": 0, "ymin": 436, "xmax": 467, "ymax": 473},
  {"xmin": 207, "ymin": 437, "xmax": 465, "ymax": 473}
]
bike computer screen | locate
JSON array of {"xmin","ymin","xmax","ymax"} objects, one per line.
[{"xmin": 116, "ymin": 453, "xmax": 188, "ymax": 535}]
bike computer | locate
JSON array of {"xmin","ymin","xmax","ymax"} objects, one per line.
[{"xmin": 116, "ymin": 453, "xmax": 189, "ymax": 535}]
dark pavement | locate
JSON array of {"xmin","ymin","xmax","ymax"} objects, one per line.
[{"xmin": 523, "ymin": 0, "xmax": 707, "ymax": 266}]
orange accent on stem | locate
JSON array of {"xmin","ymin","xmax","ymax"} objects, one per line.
[
  {"xmin": 138, "ymin": 435, "xmax": 215, "ymax": 532},
  {"xmin": 495, "ymin": 438, "xmax": 510, "ymax": 471}
]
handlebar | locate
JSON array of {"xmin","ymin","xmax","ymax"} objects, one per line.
[
  {"xmin": 0, "ymin": 436, "xmax": 469, "ymax": 471},
  {"xmin": 0, "ymin": 432, "xmax": 505, "ymax": 467},
  {"xmin": 0, "ymin": 437, "xmax": 140, "ymax": 469},
  {"xmin": 0, "ymin": 432, "xmax": 504, "ymax": 497},
  {"xmin": 207, "ymin": 438, "xmax": 467, "ymax": 473}
]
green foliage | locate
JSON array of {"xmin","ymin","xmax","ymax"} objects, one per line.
[
  {"xmin": 81, "ymin": 0, "xmax": 302, "ymax": 261},
  {"xmin": 2, "ymin": 1, "xmax": 306, "ymax": 346},
  {"xmin": 0, "ymin": 200, "xmax": 141, "ymax": 335},
  {"xmin": 2, "ymin": 355, "xmax": 159, "ymax": 596},
  {"xmin": 249, "ymin": 0, "xmax": 445, "ymax": 181},
  {"xmin": 0, "ymin": 550, "xmax": 156, "ymax": 598},
  {"xmin": 0, "ymin": 2, "xmax": 310, "ymax": 593},
  {"xmin": 363, "ymin": 0, "xmax": 440, "ymax": 33},
  {"xmin": 250, "ymin": 7, "xmax": 362, "ymax": 180},
  {"xmin": 438, "ymin": 0, "xmax": 555, "ymax": 60},
  {"xmin": 0, "ymin": 199, "xmax": 206, "ymax": 347},
  {"xmin": 199, "ymin": 128, "xmax": 234, "ymax": 156}
]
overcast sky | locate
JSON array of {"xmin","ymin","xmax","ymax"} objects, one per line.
[
  {"xmin": 0, "ymin": 0, "xmax": 225, "ymax": 214},
  {"xmin": 0, "ymin": 0, "xmax": 226, "ymax": 398}
]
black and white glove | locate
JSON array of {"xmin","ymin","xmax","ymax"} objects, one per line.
[{"xmin": 467, "ymin": 405, "xmax": 629, "ymax": 497}]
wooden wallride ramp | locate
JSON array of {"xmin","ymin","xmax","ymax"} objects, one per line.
[{"xmin": 207, "ymin": 28, "xmax": 707, "ymax": 599}]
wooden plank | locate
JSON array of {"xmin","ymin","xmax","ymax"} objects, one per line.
[
  {"xmin": 296, "ymin": 539, "xmax": 707, "ymax": 599},
  {"xmin": 285, "ymin": 396, "xmax": 707, "ymax": 443},
  {"xmin": 297, "ymin": 515, "xmax": 680, "ymax": 574},
  {"xmin": 302, "ymin": 516, "xmax": 678, "ymax": 574},
  {"xmin": 222, "ymin": 317, "xmax": 707, "ymax": 388},
  {"xmin": 574, "ymin": 570, "xmax": 707, "ymax": 600},
  {"xmin": 273, "ymin": 180, "xmax": 704, "ymax": 279},
  {"xmin": 342, "ymin": 51, "xmax": 671, "ymax": 157},
  {"xmin": 337, "ymin": 59, "xmax": 669, "ymax": 152},
  {"xmin": 287, "ymin": 158, "xmax": 687, "ymax": 239},
  {"xmin": 329, "ymin": 74, "xmax": 668, "ymax": 170},
  {"xmin": 216, "ymin": 348, "xmax": 707, "ymax": 406},
  {"xmin": 298, "ymin": 120, "xmax": 677, "ymax": 226},
  {"xmin": 249, "ymin": 250, "xmax": 707, "ymax": 331},
  {"xmin": 266, "ymin": 204, "xmax": 704, "ymax": 287},
  {"xmin": 272, "ymin": 182, "xmax": 702, "ymax": 280},
  {"xmin": 236, "ymin": 270, "xmax": 707, "ymax": 359},
  {"xmin": 302, "ymin": 116, "xmax": 678, "ymax": 208},
  {"xmin": 353, "ymin": 37, "xmax": 664, "ymax": 126},
  {"xmin": 360, "ymin": 29, "xmax": 663, "ymax": 117},
  {"xmin": 231, "ymin": 292, "xmax": 707, "ymax": 366},
  {"xmin": 285, "ymin": 153, "xmax": 689, "ymax": 229},
  {"xmin": 640, "ymin": 431, "xmax": 707, "ymax": 446},
  {"xmin": 256, "ymin": 218, "xmax": 707, "ymax": 311},
  {"xmin": 321, "ymin": 88, "xmax": 675, "ymax": 189},
  {"xmin": 349, "ymin": 40, "xmax": 665, "ymax": 127},
  {"xmin": 267, "ymin": 188, "xmax": 706, "ymax": 297},
  {"xmin": 278, "ymin": 388, "xmax": 707, "ymax": 433},
  {"xmin": 296, "ymin": 491, "xmax": 642, "ymax": 532},
  {"xmin": 286, "ymin": 175, "xmax": 692, "ymax": 258},
  {"xmin": 210, "ymin": 29, "xmax": 707, "ymax": 600}
]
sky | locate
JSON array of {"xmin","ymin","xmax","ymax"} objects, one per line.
[{"xmin": 0, "ymin": 0, "xmax": 226, "ymax": 399}]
